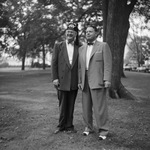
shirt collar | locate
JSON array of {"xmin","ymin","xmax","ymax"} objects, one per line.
[
  {"xmin": 87, "ymin": 40, "xmax": 96, "ymax": 46},
  {"xmin": 66, "ymin": 40, "xmax": 74, "ymax": 45}
]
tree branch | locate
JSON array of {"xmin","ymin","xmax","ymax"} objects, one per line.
[{"xmin": 127, "ymin": 0, "xmax": 138, "ymax": 14}]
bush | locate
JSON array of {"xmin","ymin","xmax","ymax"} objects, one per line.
[
  {"xmin": 31, "ymin": 62, "xmax": 50, "ymax": 68},
  {"xmin": 0, "ymin": 62, "xmax": 9, "ymax": 68}
]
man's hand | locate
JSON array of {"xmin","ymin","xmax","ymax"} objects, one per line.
[
  {"xmin": 78, "ymin": 84, "xmax": 82, "ymax": 90},
  {"xmin": 104, "ymin": 81, "xmax": 111, "ymax": 88},
  {"xmin": 53, "ymin": 79, "xmax": 59, "ymax": 89}
]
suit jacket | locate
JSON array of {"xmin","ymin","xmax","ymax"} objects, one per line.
[
  {"xmin": 51, "ymin": 41, "xmax": 79, "ymax": 91},
  {"xmin": 78, "ymin": 40, "xmax": 112, "ymax": 90}
]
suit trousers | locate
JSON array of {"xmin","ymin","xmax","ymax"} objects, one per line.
[
  {"xmin": 82, "ymin": 71, "xmax": 109, "ymax": 135},
  {"xmin": 58, "ymin": 90, "xmax": 78, "ymax": 130}
]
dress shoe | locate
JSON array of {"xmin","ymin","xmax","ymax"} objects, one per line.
[
  {"xmin": 54, "ymin": 129, "xmax": 61, "ymax": 134},
  {"xmin": 54, "ymin": 128, "xmax": 65, "ymax": 134},
  {"xmin": 83, "ymin": 127, "xmax": 94, "ymax": 136},
  {"xmin": 83, "ymin": 131, "xmax": 90, "ymax": 136},
  {"xmin": 98, "ymin": 135, "xmax": 107, "ymax": 140},
  {"xmin": 66, "ymin": 128, "xmax": 77, "ymax": 133}
]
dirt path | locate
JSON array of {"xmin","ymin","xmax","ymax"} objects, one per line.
[{"xmin": 0, "ymin": 69, "xmax": 150, "ymax": 150}]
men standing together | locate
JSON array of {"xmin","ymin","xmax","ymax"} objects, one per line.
[{"xmin": 51, "ymin": 22, "xmax": 112, "ymax": 140}]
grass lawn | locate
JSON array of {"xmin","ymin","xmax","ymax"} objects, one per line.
[{"xmin": 0, "ymin": 69, "xmax": 150, "ymax": 150}]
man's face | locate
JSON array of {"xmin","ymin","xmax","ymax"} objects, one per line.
[
  {"xmin": 86, "ymin": 27, "xmax": 97, "ymax": 42},
  {"xmin": 66, "ymin": 29, "xmax": 76, "ymax": 42}
]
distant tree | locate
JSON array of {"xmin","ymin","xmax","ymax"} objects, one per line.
[
  {"xmin": 127, "ymin": 34, "xmax": 150, "ymax": 66},
  {"xmin": 5, "ymin": 0, "xmax": 60, "ymax": 70},
  {"xmin": 126, "ymin": 13, "xmax": 150, "ymax": 67},
  {"xmin": 30, "ymin": 17, "xmax": 59, "ymax": 69}
]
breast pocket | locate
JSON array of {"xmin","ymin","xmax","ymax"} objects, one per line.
[{"xmin": 94, "ymin": 53, "xmax": 103, "ymax": 62}]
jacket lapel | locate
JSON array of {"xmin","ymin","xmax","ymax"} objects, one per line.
[
  {"xmin": 71, "ymin": 44, "xmax": 78, "ymax": 68},
  {"xmin": 62, "ymin": 42, "xmax": 71, "ymax": 68},
  {"xmin": 90, "ymin": 41, "xmax": 99, "ymax": 59},
  {"xmin": 82, "ymin": 44, "xmax": 88, "ymax": 69}
]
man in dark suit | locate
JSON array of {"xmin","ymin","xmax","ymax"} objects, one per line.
[
  {"xmin": 51, "ymin": 22, "xmax": 79, "ymax": 134},
  {"xmin": 78, "ymin": 24, "xmax": 112, "ymax": 140}
]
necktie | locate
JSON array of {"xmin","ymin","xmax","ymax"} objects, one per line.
[
  {"xmin": 68, "ymin": 41, "xmax": 74, "ymax": 45},
  {"xmin": 87, "ymin": 42, "xmax": 94, "ymax": 45}
]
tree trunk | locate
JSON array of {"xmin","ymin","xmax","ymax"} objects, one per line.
[
  {"xmin": 21, "ymin": 50, "xmax": 26, "ymax": 70},
  {"xmin": 103, "ymin": 0, "xmax": 137, "ymax": 99},
  {"xmin": 42, "ymin": 43, "xmax": 46, "ymax": 70},
  {"xmin": 102, "ymin": 0, "xmax": 108, "ymax": 41}
]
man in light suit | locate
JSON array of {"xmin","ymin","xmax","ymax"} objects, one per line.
[
  {"xmin": 51, "ymin": 22, "xmax": 79, "ymax": 134},
  {"xmin": 78, "ymin": 24, "xmax": 112, "ymax": 140}
]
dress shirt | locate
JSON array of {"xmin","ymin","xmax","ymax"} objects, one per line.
[
  {"xmin": 86, "ymin": 41, "xmax": 95, "ymax": 70},
  {"xmin": 66, "ymin": 40, "xmax": 74, "ymax": 65}
]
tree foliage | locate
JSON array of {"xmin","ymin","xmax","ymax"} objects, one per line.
[
  {"xmin": 134, "ymin": 0, "xmax": 150, "ymax": 21},
  {"xmin": 0, "ymin": 0, "xmax": 9, "ymax": 29},
  {"xmin": 0, "ymin": 0, "xmax": 10, "ymax": 50},
  {"xmin": 5, "ymin": 0, "xmax": 61, "ymax": 69}
]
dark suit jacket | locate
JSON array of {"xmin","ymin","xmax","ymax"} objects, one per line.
[
  {"xmin": 51, "ymin": 41, "xmax": 79, "ymax": 91},
  {"xmin": 78, "ymin": 40, "xmax": 112, "ymax": 90}
]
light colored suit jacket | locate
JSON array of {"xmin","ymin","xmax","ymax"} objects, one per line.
[
  {"xmin": 51, "ymin": 41, "xmax": 79, "ymax": 91},
  {"xmin": 78, "ymin": 40, "xmax": 112, "ymax": 90}
]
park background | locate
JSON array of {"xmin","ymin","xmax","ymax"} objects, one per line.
[{"xmin": 0, "ymin": 0, "xmax": 150, "ymax": 149}]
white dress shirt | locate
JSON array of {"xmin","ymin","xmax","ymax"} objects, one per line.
[
  {"xmin": 66, "ymin": 40, "xmax": 74, "ymax": 65},
  {"xmin": 86, "ymin": 44, "xmax": 94, "ymax": 70}
]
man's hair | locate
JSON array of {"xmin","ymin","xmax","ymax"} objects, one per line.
[{"xmin": 86, "ymin": 23, "xmax": 98, "ymax": 32}]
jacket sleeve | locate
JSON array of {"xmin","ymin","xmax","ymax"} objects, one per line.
[
  {"xmin": 51, "ymin": 43, "xmax": 59, "ymax": 82},
  {"xmin": 78, "ymin": 49, "xmax": 81, "ymax": 84},
  {"xmin": 103, "ymin": 42, "xmax": 112, "ymax": 82}
]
